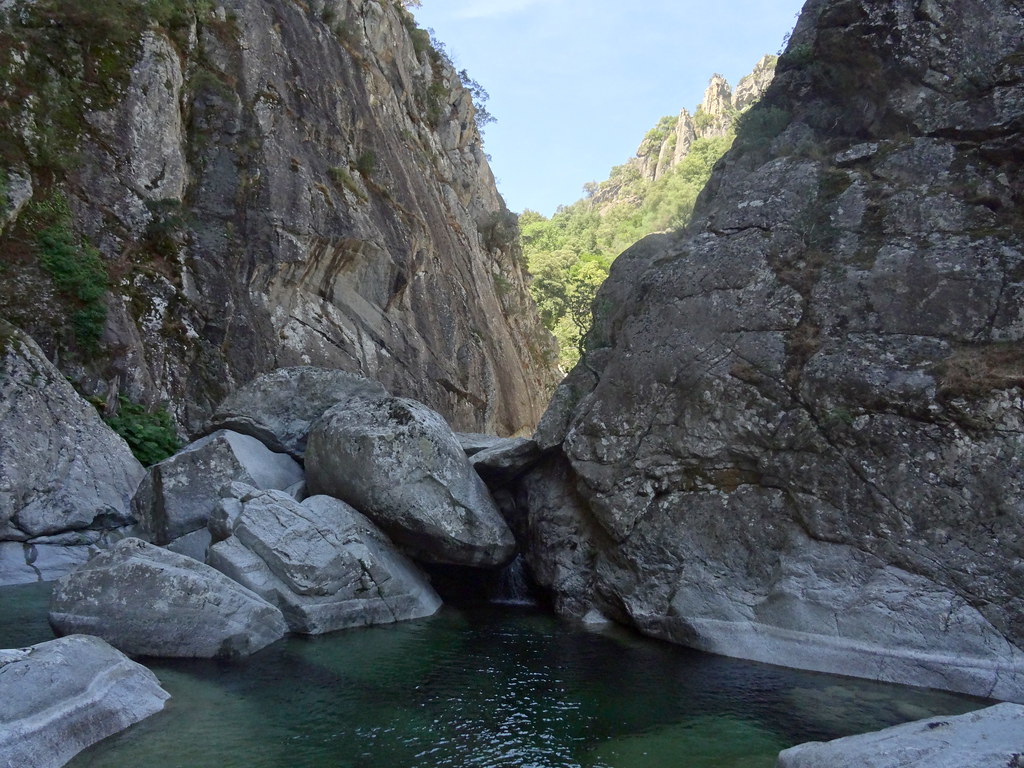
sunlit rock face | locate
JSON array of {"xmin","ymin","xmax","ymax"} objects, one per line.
[
  {"xmin": 523, "ymin": 0, "xmax": 1024, "ymax": 702},
  {"xmin": 0, "ymin": 0, "xmax": 558, "ymax": 436}
]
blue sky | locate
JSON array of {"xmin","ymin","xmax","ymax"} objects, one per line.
[{"xmin": 412, "ymin": 0, "xmax": 807, "ymax": 216}]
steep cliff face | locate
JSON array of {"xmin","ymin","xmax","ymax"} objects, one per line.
[
  {"xmin": 0, "ymin": 0, "xmax": 558, "ymax": 435},
  {"xmin": 595, "ymin": 55, "xmax": 778, "ymax": 209},
  {"xmin": 526, "ymin": 0, "xmax": 1024, "ymax": 701}
]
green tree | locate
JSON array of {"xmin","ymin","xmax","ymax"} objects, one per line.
[{"xmin": 521, "ymin": 128, "xmax": 737, "ymax": 370}]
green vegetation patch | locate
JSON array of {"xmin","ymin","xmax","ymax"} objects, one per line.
[
  {"xmin": 734, "ymin": 104, "xmax": 792, "ymax": 149},
  {"xmin": 522, "ymin": 133, "xmax": 735, "ymax": 369},
  {"xmin": 0, "ymin": 0, "xmax": 215, "ymax": 170},
  {"xmin": 355, "ymin": 151, "xmax": 378, "ymax": 178},
  {"xmin": 28, "ymin": 193, "xmax": 109, "ymax": 349},
  {"xmin": 103, "ymin": 395, "xmax": 181, "ymax": 466}
]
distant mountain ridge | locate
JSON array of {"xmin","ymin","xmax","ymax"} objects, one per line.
[
  {"xmin": 590, "ymin": 54, "xmax": 778, "ymax": 211},
  {"xmin": 521, "ymin": 55, "xmax": 778, "ymax": 369}
]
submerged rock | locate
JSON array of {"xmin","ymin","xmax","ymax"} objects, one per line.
[
  {"xmin": 521, "ymin": 0, "xmax": 1024, "ymax": 701},
  {"xmin": 207, "ymin": 487, "xmax": 441, "ymax": 633},
  {"xmin": 0, "ymin": 634, "xmax": 169, "ymax": 768},
  {"xmin": 205, "ymin": 366, "xmax": 389, "ymax": 459},
  {"xmin": 133, "ymin": 429, "xmax": 303, "ymax": 545},
  {"xmin": 776, "ymin": 703, "xmax": 1024, "ymax": 768},
  {"xmin": 49, "ymin": 538, "xmax": 287, "ymax": 658},
  {"xmin": 0, "ymin": 321, "xmax": 144, "ymax": 547},
  {"xmin": 306, "ymin": 396, "xmax": 516, "ymax": 567}
]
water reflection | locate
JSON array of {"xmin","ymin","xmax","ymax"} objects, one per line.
[{"xmin": 0, "ymin": 586, "xmax": 989, "ymax": 768}]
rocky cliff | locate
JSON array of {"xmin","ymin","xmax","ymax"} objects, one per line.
[
  {"xmin": 524, "ymin": 0, "xmax": 1024, "ymax": 701},
  {"xmin": 0, "ymin": 0, "xmax": 558, "ymax": 435},
  {"xmin": 592, "ymin": 55, "xmax": 778, "ymax": 209}
]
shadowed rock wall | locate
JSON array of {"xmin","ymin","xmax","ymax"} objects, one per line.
[{"xmin": 524, "ymin": 0, "xmax": 1024, "ymax": 701}]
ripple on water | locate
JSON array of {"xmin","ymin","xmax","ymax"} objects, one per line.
[{"xmin": 0, "ymin": 590, "xmax": 990, "ymax": 768}]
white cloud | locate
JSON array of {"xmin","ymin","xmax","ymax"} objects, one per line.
[{"xmin": 453, "ymin": 0, "xmax": 549, "ymax": 19}]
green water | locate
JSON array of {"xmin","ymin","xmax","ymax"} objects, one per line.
[{"xmin": 1, "ymin": 583, "xmax": 988, "ymax": 768}]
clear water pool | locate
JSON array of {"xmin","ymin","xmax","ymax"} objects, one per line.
[{"xmin": 0, "ymin": 583, "xmax": 988, "ymax": 768}]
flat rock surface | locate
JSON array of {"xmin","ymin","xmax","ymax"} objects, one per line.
[
  {"xmin": 49, "ymin": 537, "xmax": 287, "ymax": 658},
  {"xmin": 208, "ymin": 488, "xmax": 441, "ymax": 634},
  {"xmin": 776, "ymin": 703, "xmax": 1024, "ymax": 767},
  {"xmin": 306, "ymin": 396, "xmax": 515, "ymax": 567},
  {"xmin": 0, "ymin": 634, "xmax": 169, "ymax": 768}
]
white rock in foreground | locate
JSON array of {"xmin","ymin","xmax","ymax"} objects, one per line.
[
  {"xmin": 776, "ymin": 703, "xmax": 1024, "ymax": 768},
  {"xmin": 0, "ymin": 634, "xmax": 169, "ymax": 768},
  {"xmin": 50, "ymin": 538, "xmax": 287, "ymax": 658},
  {"xmin": 0, "ymin": 320, "xmax": 144, "ymax": 544}
]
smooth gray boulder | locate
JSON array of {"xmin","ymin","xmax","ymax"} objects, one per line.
[
  {"xmin": 0, "ymin": 541, "xmax": 93, "ymax": 586},
  {"xmin": 776, "ymin": 703, "xmax": 1024, "ymax": 768},
  {"xmin": 132, "ymin": 429, "xmax": 303, "ymax": 544},
  {"xmin": 470, "ymin": 437, "xmax": 543, "ymax": 484},
  {"xmin": 49, "ymin": 537, "xmax": 287, "ymax": 658},
  {"xmin": 0, "ymin": 634, "xmax": 169, "ymax": 768},
  {"xmin": 457, "ymin": 432, "xmax": 507, "ymax": 456},
  {"xmin": 206, "ymin": 367, "xmax": 388, "ymax": 459},
  {"xmin": 207, "ymin": 487, "xmax": 442, "ymax": 634},
  {"xmin": 0, "ymin": 321, "xmax": 144, "ymax": 543},
  {"xmin": 306, "ymin": 396, "xmax": 516, "ymax": 567}
]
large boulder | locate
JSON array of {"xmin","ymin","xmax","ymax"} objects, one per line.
[
  {"xmin": 49, "ymin": 538, "xmax": 287, "ymax": 658},
  {"xmin": 205, "ymin": 367, "xmax": 388, "ymax": 459},
  {"xmin": 306, "ymin": 396, "xmax": 516, "ymax": 567},
  {"xmin": 0, "ymin": 539, "xmax": 98, "ymax": 586},
  {"xmin": 0, "ymin": 321, "xmax": 144, "ymax": 543},
  {"xmin": 776, "ymin": 703, "xmax": 1024, "ymax": 768},
  {"xmin": 207, "ymin": 486, "xmax": 441, "ymax": 633},
  {"xmin": 520, "ymin": 0, "xmax": 1024, "ymax": 702},
  {"xmin": 470, "ymin": 437, "xmax": 543, "ymax": 485},
  {"xmin": 133, "ymin": 429, "xmax": 303, "ymax": 544},
  {"xmin": 0, "ymin": 634, "xmax": 169, "ymax": 768}
]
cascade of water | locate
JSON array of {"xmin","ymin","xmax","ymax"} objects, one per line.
[{"xmin": 490, "ymin": 554, "xmax": 536, "ymax": 606}]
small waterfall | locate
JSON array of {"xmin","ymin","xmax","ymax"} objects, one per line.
[{"xmin": 489, "ymin": 554, "xmax": 536, "ymax": 606}]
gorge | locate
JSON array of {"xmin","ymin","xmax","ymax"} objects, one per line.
[{"xmin": 2, "ymin": 0, "xmax": 1024, "ymax": 765}]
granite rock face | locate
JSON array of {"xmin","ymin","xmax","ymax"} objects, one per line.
[
  {"xmin": 776, "ymin": 703, "xmax": 1024, "ymax": 768},
  {"xmin": 133, "ymin": 429, "xmax": 303, "ymax": 545},
  {"xmin": 524, "ymin": 0, "xmax": 1024, "ymax": 702},
  {"xmin": 307, "ymin": 396, "xmax": 516, "ymax": 567},
  {"xmin": 0, "ymin": 0, "xmax": 558, "ymax": 437},
  {"xmin": 0, "ymin": 321, "xmax": 144, "ymax": 582},
  {"xmin": 207, "ymin": 485, "xmax": 442, "ymax": 633},
  {"xmin": 50, "ymin": 538, "xmax": 287, "ymax": 658},
  {"xmin": 205, "ymin": 366, "xmax": 388, "ymax": 459},
  {"xmin": 0, "ymin": 634, "xmax": 169, "ymax": 768}
]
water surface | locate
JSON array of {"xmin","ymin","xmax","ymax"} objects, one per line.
[{"xmin": 0, "ymin": 585, "xmax": 989, "ymax": 768}]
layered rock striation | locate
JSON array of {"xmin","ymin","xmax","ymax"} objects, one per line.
[
  {"xmin": 0, "ymin": 0, "xmax": 558, "ymax": 435},
  {"xmin": 524, "ymin": 0, "xmax": 1024, "ymax": 701},
  {"xmin": 0, "ymin": 320, "xmax": 145, "ymax": 584}
]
